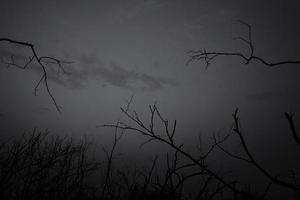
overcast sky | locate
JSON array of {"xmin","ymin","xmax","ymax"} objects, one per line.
[{"xmin": 0, "ymin": 1, "xmax": 300, "ymax": 196}]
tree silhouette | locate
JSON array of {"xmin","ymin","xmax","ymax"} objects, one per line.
[
  {"xmin": 1, "ymin": 20, "xmax": 300, "ymax": 200},
  {"xmin": 101, "ymin": 22, "xmax": 300, "ymax": 199},
  {"xmin": 0, "ymin": 130, "xmax": 100, "ymax": 200},
  {"xmin": 100, "ymin": 102, "xmax": 256, "ymax": 199},
  {"xmin": 100, "ymin": 98, "xmax": 300, "ymax": 200}
]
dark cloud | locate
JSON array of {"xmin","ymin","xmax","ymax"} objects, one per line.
[
  {"xmin": 245, "ymin": 91, "xmax": 281, "ymax": 101},
  {"xmin": 46, "ymin": 54, "xmax": 179, "ymax": 91}
]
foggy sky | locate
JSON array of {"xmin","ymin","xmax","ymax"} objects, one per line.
[{"xmin": 0, "ymin": 1, "xmax": 300, "ymax": 197}]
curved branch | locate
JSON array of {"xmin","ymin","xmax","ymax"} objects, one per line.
[
  {"xmin": 232, "ymin": 109, "xmax": 300, "ymax": 193},
  {"xmin": 99, "ymin": 104, "xmax": 260, "ymax": 199}
]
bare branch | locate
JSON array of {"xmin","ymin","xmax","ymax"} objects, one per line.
[
  {"xmin": 142, "ymin": 155, "xmax": 158, "ymax": 193},
  {"xmin": 187, "ymin": 21, "xmax": 300, "ymax": 68},
  {"xmin": 284, "ymin": 112, "xmax": 300, "ymax": 147},
  {"xmin": 99, "ymin": 103, "xmax": 260, "ymax": 199},
  {"xmin": 0, "ymin": 38, "xmax": 72, "ymax": 113},
  {"xmin": 232, "ymin": 109, "xmax": 300, "ymax": 193},
  {"xmin": 101, "ymin": 120, "xmax": 124, "ymax": 199}
]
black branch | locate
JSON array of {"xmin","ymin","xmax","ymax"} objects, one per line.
[
  {"xmin": 232, "ymin": 109, "xmax": 300, "ymax": 193},
  {"xmin": 0, "ymin": 38, "xmax": 72, "ymax": 113},
  {"xmin": 99, "ymin": 103, "xmax": 262, "ymax": 199},
  {"xmin": 187, "ymin": 20, "xmax": 300, "ymax": 68},
  {"xmin": 284, "ymin": 112, "xmax": 300, "ymax": 147}
]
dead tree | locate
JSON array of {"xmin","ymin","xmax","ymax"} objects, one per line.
[{"xmin": 99, "ymin": 102, "xmax": 259, "ymax": 199}]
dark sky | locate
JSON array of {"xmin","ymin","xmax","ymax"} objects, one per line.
[{"xmin": 0, "ymin": 0, "xmax": 300, "ymax": 197}]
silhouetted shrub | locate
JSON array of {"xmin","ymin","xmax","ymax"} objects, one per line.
[{"xmin": 0, "ymin": 130, "xmax": 100, "ymax": 200}]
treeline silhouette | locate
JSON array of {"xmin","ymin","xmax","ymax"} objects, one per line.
[
  {"xmin": 0, "ymin": 130, "xmax": 99, "ymax": 200},
  {"xmin": 0, "ymin": 129, "xmax": 190, "ymax": 200},
  {"xmin": 0, "ymin": 129, "xmax": 185, "ymax": 200},
  {"xmin": 100, "ymin": 103, "xmax": 300, "ymax": 200},
  {"xmin": 0, "ymin": 105, "xmax": 299, "ymax": 200}
]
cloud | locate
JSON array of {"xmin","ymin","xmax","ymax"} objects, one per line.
[
  {"xmin": 245, "ymin": 91, "xmax": 280, "ymax": 101},
  {"xmin": 46, "ymin": 54, "xmax": 179, "ymax": 91},
  {"xmin": 1, "ymin": 50, "xmax": 179, "ymax": 91}
]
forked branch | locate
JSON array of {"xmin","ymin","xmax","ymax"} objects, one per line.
[
  {"xmin": 99, "ymin": 103, "xmax": 261, "ymax": 199},
  {"xmin": 232, "ymin": 109, "xmax": 300, "ymax": 193},
  {"xmin": 0, "ymin": 38, "xmax": 72, "ymax": 113},
  {"xmin": 187, "ymin": 21, "xmax": 300, "ymax": 68}
]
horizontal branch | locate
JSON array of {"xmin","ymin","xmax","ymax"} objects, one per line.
[
  {"xmin": 187, "ymin": 50, "xmax": 300, "ymax": 68},
  {"xmin": 187, "ymin": 21, "xmax": 300, "ymax": 68}
]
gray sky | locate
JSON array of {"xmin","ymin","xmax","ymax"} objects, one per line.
[{"xmin": 0, "ymin": 0, "xmax": 300, "ymax": 197}]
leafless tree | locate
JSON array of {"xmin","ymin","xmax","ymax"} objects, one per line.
[
  {"xmin": 99, "ymin": 21, "xmax": 300, "ymax": 197},
  {"xmin": 99, "ymin": 103, "xmax": 258, "ymax": 199},
  {"xmin": 100, "ymin": 100, "xmax": 300, "ymax": 199},
  {"xmin": 0, "ymin": 129, "xmax": 100, "ymax": 200}
]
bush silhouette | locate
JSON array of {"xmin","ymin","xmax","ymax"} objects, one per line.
[{"xmin": 0, "ymin": 130, "xmax": 100, "ymax": 200}]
